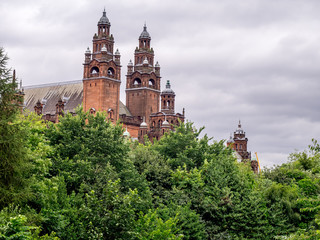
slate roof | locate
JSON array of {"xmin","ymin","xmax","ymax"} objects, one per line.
[
  {"xmin": 139, "ymin": 24, "xmax": 151, "ymax": 39},
  {"xmin": 23, "ymin": 80, "xmax": 131, "ymax": 116},
  {"xmin": 98, "ymin": 9, "xmax": 110, "ymax": 25}
]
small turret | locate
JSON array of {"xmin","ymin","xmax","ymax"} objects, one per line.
[
  {"xmin": 56, "ymin": 98, "xmax": 65, "ymax": 119},
  {"xmin": 85, "ymin": 47, "xmax": 91, "ymax": 63},
  {"xmin": 115, "ymin": 48, "xmax": 121, "ymax": 64},
  {"xmin": 229, "ymin": 121, "xmax": 250, "ymax": 161},
  {"xmin": 98, "ymin": 8, "xmax": 111, "ymax": 36},
  {"xmin": 161, "ymin": 80, "xmax": 176, "ymax": 114},
  {"xmin": 140, "ymin": 116, "xmax": 148, "ymax": 129},
  {"xmin": 226, "ymin": 134, "xmax": 234, "ymax": 148},
  {"xmin": 12, "ymin": 69, "xmax": 16, "ymax": 89},
  {"xmin": 127, "ymin": 59, "xmax": 133, "ymax": 74},
  {"xmin": 161, "ymin": 117, "xmax": 171, "ymax": 135},
  {"xmin": 123, "ymin": 126, "xmax": 131, "ymax": 138},
  {"xmin": 155, "ymin": 61, "xmax": 160, "ymax": 75},
  {"xmin": 34, "ymin": 99, "xmax": 43, "ymax": 115},
  {"xmin": 139, "ymin": 117, "xmax": 148, "ymax": 143}
]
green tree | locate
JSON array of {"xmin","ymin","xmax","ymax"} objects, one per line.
[
  {"xmin": 152, "ymin": 121, "xmax": 232, "ymax": 170},
  {"xmin": 0, "ymin": 47, "xmax": 32, "ymax": 207},
  {"xmin": 46, "ymin": 109, "xmax": 130, "ymax": 193},
  {"xmin": 0, "ymin": 214, "xmax": 59, "ymax": 239},
  {"xmin": 133, "ymin": 209, "xmax": 182, "ymax": 240},
  {"xmin": 263, "ymin": 139, "xmax": 320, "ymax": 238},
  {"xmin": 129, "ymin": 143, "xmax": 172, "ymax": 204}
]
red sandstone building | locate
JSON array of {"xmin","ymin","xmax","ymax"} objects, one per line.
[
  {"xmin": 227, "ymin": 121, "xmax": 259, "ymax": 173},
  {"xmin": 23, "ymin": 10, "xmax": 184, "ymax": 142}
]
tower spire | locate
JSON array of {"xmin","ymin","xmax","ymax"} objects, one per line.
[
  {"xmin": 139, "ymin": 23, "xmax": 151, "ymax": 40},
  {"xmin": 82, "ymin": 10, "xmax": 121, "ymax": 121},
  {"xmin": 166, "ymin": 80, "xmax": 171, "ymax": 89},
  {"xmin": 126, "ymin": 24, "xmax": 159, "ymax": 123}
]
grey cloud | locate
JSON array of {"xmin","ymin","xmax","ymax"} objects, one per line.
[{"xmin": 1, "ymin": 0, "xmax": 320, "ymax": 167}]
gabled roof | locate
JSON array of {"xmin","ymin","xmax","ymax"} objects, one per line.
[
  {"xmin": 119, "ymin": 101, "xmax": 132, "ymax": 116},
  {"xmin": 23, "ymin": 80, "xmax": 131, "ymax": 116},
  {"xmin": 24, "ymin": 80, "xmax": 83, "ymax": 115}
]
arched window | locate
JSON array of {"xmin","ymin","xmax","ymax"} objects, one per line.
[
  {"xmin": 158, "ymin": 120, "xmax": 162, "ymax": 127},
  {"xmin": 90, "ymin": 67, "xmax": 99, "ymax": 75},
  {"xmin": 108, "ymin": 67, "xmax": 115, "ymax": 76},
  {"xmin": 108, "ymin": 109, "xmax": 114, "ymax": 119},
  {"xmin": 90, "ymin": 108, "xmax": 96, "ymax": 114},
  {"xmin": 149, "ymin": 79, "xmax": 155, "ymax": 87},
  {"xmin": 152, "ymin": 121, "xmax": 155, "ymax": 127},
  {"xmin": 167, "ymin": 100, "xmax": 170, "ymax": 107},
  {"xmin": 133, "ymin": 78, "xmax": 141, "ymax": 87}
]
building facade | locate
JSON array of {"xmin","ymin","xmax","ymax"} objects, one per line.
[
  {"xmin": 23, "ymin": 10, "xmax": 185, "ymax": 142},
  {"xmin": 227, "ymin": 121, "xmax": 259, "ymax": 173}
]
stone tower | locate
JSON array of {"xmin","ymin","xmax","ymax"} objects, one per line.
[
  {"xmin": 126, "ymin": 24, "xmax": 161, "ymax": 123},
  {"xmin": 227, "ymin": 121, "xmax": 251, "ymax": 160},
  {"xmin": 161, "ymin": 80, "xmax": 175, "ymax": 114},
  {"xmin": 83, "ymin": 9, "xmax": 121, "ymax": 121}
]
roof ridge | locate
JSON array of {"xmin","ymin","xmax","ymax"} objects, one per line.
[{"xmin": 23, "ymin": 80, "xmax": 83, "ymax": 89}]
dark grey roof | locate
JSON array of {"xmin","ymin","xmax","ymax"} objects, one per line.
[
  {"xmin": 23, "ymin": 80, "xmax": 131, "ymax": 116},
  {"xmin": 98, "ymin": 9, "xmax": 110, "ymax": 25},
  {"xmin": 119, "ymin": 101, "xmax": 132, "ymax": 116},
  {"xmin": 161, "ymin": 80, "xmax": 175, "ymax": 94},
  {"xmin": 24, "ymin": 80, "xmax": 83, "ymax": 115},
  {"xmin": 139, "ymin": 24, "xmax": 151, "ymax": 39}
]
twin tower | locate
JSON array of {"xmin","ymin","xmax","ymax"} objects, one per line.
[{"xmin": 82, "ymin": 10, "xmax": 184, "ymax": 140}]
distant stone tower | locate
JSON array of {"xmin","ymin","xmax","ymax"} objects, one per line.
[
  {"xmin": 161, "ymin": 80, "xmax": 175, "ymax": 114},
  {"xmin": 227, "ymin": 121, "xmax": 251, "ymax": 160},
  {"xmin": 83, "ymin": 9, "xmax": 121, "ymax": 121},
  {"xmin": 227, "ymin": 122, "xmax": 259, "ymax": 173},
  {"xmin": 126, "ymin": 24, "xmax": 161, "ymax": 123}
]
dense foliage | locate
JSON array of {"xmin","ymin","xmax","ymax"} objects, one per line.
[{"xmin": 1, "ymin": 48, "xmax": 320, "ymax": 239}]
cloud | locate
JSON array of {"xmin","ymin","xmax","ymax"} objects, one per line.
[{"xmin": 1, "ymin": 0, "xmax": 320, "ymax": 167}]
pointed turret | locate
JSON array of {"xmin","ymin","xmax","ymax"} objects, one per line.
[
  {"xmin": 139, "ymin": 23, "xmax": 151, "ymax": 41},
  {"xmin": 98, "ymin": 8, "xmax": 110, "ymax": 26},
  {"xmin": 139, "ymin": 117, "xmax": 149, "ymax": 143},
  {"xmin": 228, "ymin": 121, "xmax": 251, "ymax": 161},
  {"xmin": 161, "ymin": 80, "xmax": 176, "ymax": 114},
  {"xmin": 126, "ymin": 24, "xmax": 161, "ymax": 123},
  {"xmin": 82, "ymin": 9, "xmax": 121, "ymax": 121}
]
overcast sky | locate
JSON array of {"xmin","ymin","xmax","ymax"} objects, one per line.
[{"xmin": 1, "ymin": 0, "xmax": 320, "ymax": 167}]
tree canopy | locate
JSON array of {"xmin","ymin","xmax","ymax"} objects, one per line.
[{"xmin": 1, "ymin": 47, "xmax": 320, "ymax": 239}]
